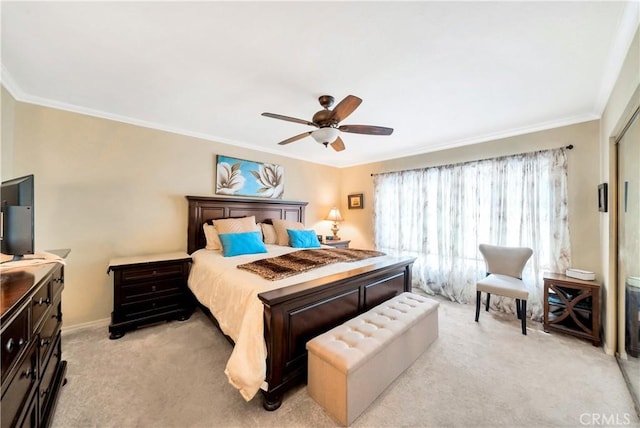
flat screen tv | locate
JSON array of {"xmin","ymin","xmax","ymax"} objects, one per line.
[{"xmin": 1, "ymin": 174, "xmax": 35, "ymax": 261}]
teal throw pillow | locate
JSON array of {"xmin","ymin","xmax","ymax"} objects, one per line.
[
  {"xmin": 287, "ymin": 229, "xmax": 321, "ymax": 249},
  {"xmin": 218, "ymin": 231, "xmax": 268, "ymax": 257}
]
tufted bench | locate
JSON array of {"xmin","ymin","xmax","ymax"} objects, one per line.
[{"xmin": 306, "ymin": 292, "xmax": 439, "ymax": 426}]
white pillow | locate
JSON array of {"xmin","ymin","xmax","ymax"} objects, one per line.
[
  {"xmin": 272, "ymin": 219, "xmax": 304, "ymax": 246},
  {"xmin": 203, "ymin": 223, "xmax": 222, "ymax": 250},
  {"xmin": 261, "ymin": 223, "xmax": 277, "ymax": 245},
  {"xmin": 214, "ymin": 216, "xmax": 260, "ymax": 235}
]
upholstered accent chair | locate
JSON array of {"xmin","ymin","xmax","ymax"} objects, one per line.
[{"xmin": 475, "ymin": 244, "xmax": 533, "ymax": 335}]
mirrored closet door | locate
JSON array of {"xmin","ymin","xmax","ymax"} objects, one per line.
[{"xmin": 617, "ymin": 105, "xmax": 639, "ymax": 413}]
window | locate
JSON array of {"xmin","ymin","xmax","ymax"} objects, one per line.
[{"xmin": 373, "ymin": 148, "xmax": 571, "ymax": 319}]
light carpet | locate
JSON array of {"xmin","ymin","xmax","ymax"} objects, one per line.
[{"xmin": 52, "ymin": 292, "xmax": 639, "ymax": 428}]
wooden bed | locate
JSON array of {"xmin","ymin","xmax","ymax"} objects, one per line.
[{"xmin": 186, "ymin": 196, "xmax": 415, "ymax": 410}]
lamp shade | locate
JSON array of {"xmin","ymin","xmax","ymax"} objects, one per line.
[
  {"xmin": 311, "ymin": 127, "xmax": 340, "ymax": 144},
  {"xmin": 326, "ymin": 207, "xmax": 343, "ymax": 222}
]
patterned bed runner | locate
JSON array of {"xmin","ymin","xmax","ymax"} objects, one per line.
[{"xmin": 237, "ymin": 248, "xmax": 385, "ymax": 281}]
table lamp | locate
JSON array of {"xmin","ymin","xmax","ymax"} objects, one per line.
[{"xmin": 326, "ymin": 207, "xmax": 343, "ymax": 240}]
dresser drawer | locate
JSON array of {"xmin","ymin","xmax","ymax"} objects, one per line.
[
  {"xmin": 31, "ymin": 280, "xmax": 52, "ymax": 333},
  {"xmin": 50, "ymin": 265, "xmax": 64, "ymax": 301},
  {"xmin": 1, "ymin": 341, "xmax": 38, "ymax": 428},
  {"xmin": 1, "ymin": 305, "xmax": 30, "ymax": 383},
  {"xmin": 120, "ymin": 264, "xmax": 184, "ymax": 284},
  {"xmin": 38, "ymin": 302, "xmax": 62, "ymax": 370},
  {"xmin": 121, "ymin": 278, "xmax": 183, "ymax": 303},
  {"xmin": 120, "ymin": 294, "xmax": 184, "ymax": 320},
  {"xmin": 39, "ymin": 333, "xmax": 61, "ymax": 418}
]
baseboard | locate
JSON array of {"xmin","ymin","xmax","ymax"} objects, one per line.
[{"xmin": 62, "ymin": 317, "xmax": 110, "ymax": 335}]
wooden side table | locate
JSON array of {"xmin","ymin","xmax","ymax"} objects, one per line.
[
  {"xmin": 543, "ymin": 272, "xmax": 601, "ymax": 346},
  {"xmin": 323, "ymin": 240, "xmax": 351, "ymax": 249},
  {"xmin": 107, "ymin": 252, "xmax": 193, "ymax": 339}
]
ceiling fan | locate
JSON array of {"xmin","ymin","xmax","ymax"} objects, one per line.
[{"xmin": 261, "ymin": 95, "xmax": 393, "ymax": 152}]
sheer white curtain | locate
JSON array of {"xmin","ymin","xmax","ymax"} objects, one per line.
[{"xmin": 373, "ymin": 148, "xmax": 571, "ymax": 320}]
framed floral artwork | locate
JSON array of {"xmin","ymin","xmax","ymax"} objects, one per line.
[{"xmin": 216, "ymin": 155, "xmax": 284, "ymax": 199}]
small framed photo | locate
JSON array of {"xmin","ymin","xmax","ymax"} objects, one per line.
[
  {"xmin": 348, "ymin": 193, "xmax": 364, "ymax": 209},
  {"xmin": 598, "ymin": 183, "xmax": 608, "ymax": 213}
]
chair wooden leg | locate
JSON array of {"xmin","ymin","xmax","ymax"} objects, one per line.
[
  {"xmin": 516, "ymin": 299, "xmax": 521, "ymax": 319},
  {"xmin": 485, "ymin": 293, "xmax": 490, "ymax": 312},
  {"xmin": 475, "ymin": 291, "xmax": 481, "ymax": 322},
  {"xmin": 521, "ymin": 300, "xmax": 527, "ymax": 335}
]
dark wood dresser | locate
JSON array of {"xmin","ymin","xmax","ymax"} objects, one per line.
[
  {"xmin": 1, "ymin": 252, "xmax": 68, "ymax": 428},
  {"xmin": 108, "ymin": 252, "xmax": 193, "ymax": 339}
]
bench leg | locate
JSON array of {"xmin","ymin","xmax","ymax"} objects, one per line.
[
  {"xmin": 516, "ymin": 299, "xmax": 521, "ymax": 319},
  {"xmin": 485, "ymin": 293, "xmax": 491, "ymax": 312},
  {"xmin": 475, "ymin": 290, "xmax": 481, "ymax": 322}
]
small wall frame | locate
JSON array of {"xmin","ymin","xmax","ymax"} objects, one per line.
[
  {"xmin": 598, "ymin": 183, "xmax": 608, "ymax": 212},
  {"xmin": 348, "ymin": 193, "xmax": 364, "ymax": 209}
]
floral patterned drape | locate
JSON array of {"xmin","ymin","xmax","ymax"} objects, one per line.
[{"xmin": 373, "ymin": 148, "xmax": 571, "ymax": 320}]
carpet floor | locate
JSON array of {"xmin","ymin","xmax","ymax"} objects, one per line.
[{"xmin": 52, "ymin": 292, "xmax": 639, "ymax": 428}]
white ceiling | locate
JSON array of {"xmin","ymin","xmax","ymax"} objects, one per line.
[{"xmin": 1, "ymin": 1, "xmax": 637, "ymax": 167}]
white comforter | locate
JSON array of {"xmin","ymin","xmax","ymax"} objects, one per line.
[{"xmin": 188, "ymin": 245, "xmax": 387, "ymax": 401}]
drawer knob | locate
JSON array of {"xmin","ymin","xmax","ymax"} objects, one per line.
[
  {"xmin": 40, "ymin": 338, "xmax": 51, "ymax": 348},
  {"xmin": 153, "ymin": 270, "xmax": 157, "ymax": 275},
  {"xmin": 151, "ymin": 285, "xmax": 157, "ymax": 292},
  {"xmin": 54, "ymin": 277, "xmax": 63, "ymax": 283}
]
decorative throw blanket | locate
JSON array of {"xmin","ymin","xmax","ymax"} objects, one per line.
[{"xmin": 237, "ymin": 248, "xmax": 385, "ymax": 281}]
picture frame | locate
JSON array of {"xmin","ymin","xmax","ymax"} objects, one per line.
[
  {"xmin": 215, "ymin": 155, "xmax": 284, "ymax": 199},
  {"xmin": 598, "ymin": 183, "xmax": 607, "ymax": 213},
  {"xmin": 348, "ymin": 193, "xmax": 364, "ymax": 209}
]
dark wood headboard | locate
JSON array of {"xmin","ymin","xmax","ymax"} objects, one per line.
[{"xmin": 186, "ymin": 196, "xmax": 308, "ymax": 254}]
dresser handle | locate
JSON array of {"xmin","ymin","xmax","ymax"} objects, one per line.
[
  {"xmin": 54, "ymin": 277, "xmax": 63, "ymax": 284},
  {"xmin": 36, "ymin": 297, "xmax": 51, "ymax": 306},
  {"xmin": 151, "ymin": 285, "xmax": 157, "ymax": 292},
  {"xmin": 21, "ymin": 368, "xmax": 37, "ymax": 380},
  {"xmin": 41, "ymin": 387, "xmax": 50, "ymax": 397},
  {"xmin": 40, "ymin": 338, "xmax": 51, "ymax": 348},
  {"xmin": 152, "ymin": 270, "xmax": 157, "ymax": 276},
  {"xmin": 5, "ymin": 338, "xmax": 15, "ymax": 352}
]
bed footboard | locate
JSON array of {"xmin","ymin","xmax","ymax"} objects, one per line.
[{"xmin": 258, "ymin": 257, "xmax": 414, "ymax": 410}]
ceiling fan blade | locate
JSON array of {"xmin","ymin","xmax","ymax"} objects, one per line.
[
  {"xmin": 338, "ymin": 124, "xmax": 394, "ymax": 135},
  {"xmin": 330, "ymin": 136, "xmax": 346, "ymax": 152},
  {"xmin": 262, "ymin": 112, "xmax": 318, "ymax": 127},
  {"xmin": 329, "ymin": 95, "xmax": 362, "ymax": 123},
  {"xmin": 277, "ymin": 131, "xmax": 313, "ymax": 145}
]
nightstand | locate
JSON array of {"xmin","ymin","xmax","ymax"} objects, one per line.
[
  {"xmin": 324, "ymin": 240, "xmax": 351, "ymax": 249},
  {"xmin": 108, "ymin": 252, "xmax": 193, "ymax": 339}
]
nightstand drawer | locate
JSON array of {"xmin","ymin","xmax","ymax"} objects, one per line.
[
  {"xmin": 120, "ymin": 294, "xmax": 184, "ymax": 320},
  {"xmin": 121, "ymin": 278, "xmax": 183, "ymax": 302},
  {"xmin": 121, "ymin": 264, "xmax": 184, "ymax": 284}
]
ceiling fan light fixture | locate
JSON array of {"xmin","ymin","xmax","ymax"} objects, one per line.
[{"xmin": 311, "ymin": 127, "xmax": 340, "ymax": 145}]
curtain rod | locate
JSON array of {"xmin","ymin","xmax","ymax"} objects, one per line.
[{"xmin": 370, "ymin": 144, "xmax": 574, "ymax": 177}]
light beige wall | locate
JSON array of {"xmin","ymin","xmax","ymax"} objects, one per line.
[
  {"xmin": 3, "ymin": 97, "xmax": 341, "ymax": 327},
  {"xmin": 1, "ymin": 86, "xmax": 17, "ymax": 176},
  {"xmin": 341, "ymin": 121, "xmax": 601, "ymax": 280},
  {"xmin": 600, "ymin": 25, "xmax": 639, "ymax": 355}
]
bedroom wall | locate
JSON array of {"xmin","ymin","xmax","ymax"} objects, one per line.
[{"xmin": 1, "ymin": 93, "xmax": 342, "ymax": 327}]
